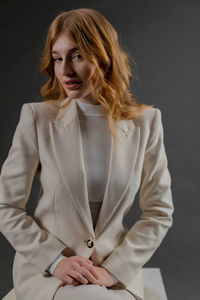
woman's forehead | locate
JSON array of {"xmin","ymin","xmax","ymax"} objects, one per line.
[{"xmin": 52, "ymin": 34, "xmax": 78, "ymax": 54}]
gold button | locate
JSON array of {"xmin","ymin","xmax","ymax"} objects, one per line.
[{"xmin": 87, "ymin": 239, "xmax": 94, "ymax": 248}]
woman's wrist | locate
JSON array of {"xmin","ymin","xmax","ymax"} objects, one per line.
[{"xmin": 47, "ymin": 253, "xmax": 65, "ymax": 275}]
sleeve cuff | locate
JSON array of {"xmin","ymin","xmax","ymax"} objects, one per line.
[{"xmin": 47, "ymin": 253, "xmax": 65, "ymax": 275}]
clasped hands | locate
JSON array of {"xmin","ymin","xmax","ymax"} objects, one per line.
[{"xmin": 53, "ymin": 256, "xmax": 114, "ymax": 287}]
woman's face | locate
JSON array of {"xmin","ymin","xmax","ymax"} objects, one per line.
[{"xmin": 52, "ymin": 34, "xmax": 98, "ymax": 104}]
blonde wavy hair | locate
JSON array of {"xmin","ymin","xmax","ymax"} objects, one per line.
[{"xmin": 40, "ymin": 8, "xmax": 152, "ymax": 146}]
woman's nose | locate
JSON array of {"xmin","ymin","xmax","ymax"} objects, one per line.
[{"xmin": 61, "ymin": 61, "xmax": 75, "ymax": 76}]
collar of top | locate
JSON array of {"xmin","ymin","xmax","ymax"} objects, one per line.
[{"xmin": 75, "ymin": 99, "xmax": 106, "ymax": 116}]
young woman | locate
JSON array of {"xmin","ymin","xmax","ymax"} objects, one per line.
[{"xmin": 0, "ymin": 8, "xmax": 174, "ymax": 300}]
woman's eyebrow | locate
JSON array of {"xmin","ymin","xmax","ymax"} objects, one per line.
[{"xmin": 51, "ymin": 47, "xmax": 79, "ymax": 55}]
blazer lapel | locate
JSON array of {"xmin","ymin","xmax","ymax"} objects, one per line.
[
  {"xmin": 49, "ymin": 98, "xmax": 140, "ymax": 239},
  {"xmin": 49, "ymin": 98, "xmax": 94, "ymax": 236},
  {"xmin": 94, "ymin": 118, "xmax": 140, "ymax": 238}
]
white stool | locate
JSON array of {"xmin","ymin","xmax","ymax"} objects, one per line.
[
  {"xmin": 143, "ymin": 268, "xmax": 168, "ymax": 300},
  {"xmin": 2, "ymin": 289, "xmax": 15, "ymax": 300}
]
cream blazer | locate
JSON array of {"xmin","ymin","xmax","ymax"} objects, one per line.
[{"xmin": 0, "ymin": 98, "xmax": 174, "ymax": 300}]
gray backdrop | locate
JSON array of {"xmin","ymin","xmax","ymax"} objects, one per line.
[{"xmin": 0, "ymin": 0, "xmax": 199, "ymax": 299}]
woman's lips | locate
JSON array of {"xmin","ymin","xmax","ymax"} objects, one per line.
[{"xmin": 64, "ymin": 81, "xmax": 82, "ymax": 90}]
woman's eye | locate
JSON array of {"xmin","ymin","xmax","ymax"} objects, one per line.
[
  {"xmin": 52, "ymin": 54, "xmax": 82, "ymax": 63},
  {"xmin": 72, "ymin": 54, "xmax": 82, "ymax": 60},
  {"xmin": 53, "ymin": 57, "xmax": 62, "ymax": 62}
]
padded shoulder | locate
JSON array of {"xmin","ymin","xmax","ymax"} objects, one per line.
[
  {"xmin": 25, "ymin": 100, "xmax": 61, "ymax": 122},
  {"xmin": 133, "ymin": 107, "xmax": 159, "ymax": 129}
]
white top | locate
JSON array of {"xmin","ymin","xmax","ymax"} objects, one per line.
[
  {"xmin": 47, "ymin": 99, "xmax": 118, "ymax": 284},
  {"xmin": 76, "ymin": 99, "xmax": 111, "ymax": 227}
]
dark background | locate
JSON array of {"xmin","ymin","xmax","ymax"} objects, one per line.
[{"xmin": 0, "ymin": 0, "xmax": 199, "ymax": 299}]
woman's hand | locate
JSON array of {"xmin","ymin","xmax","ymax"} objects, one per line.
[
  {"xmin": 60, "ymin": 265, "xmax": 114, "ymax": 287},
  {"xmin": 89, "ymin": 266, "xmax": 114, "ymax": 287},
  {"xmin": 53, "ymin": 256, "xmax": 99, "ymax": 286}
]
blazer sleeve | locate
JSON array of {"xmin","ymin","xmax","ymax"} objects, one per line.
[
  {"xmin": 0, "ymin": 103, "xmax": 67, "ymax": 274},
  {"xmin": 101, "ymin": 108, "xmax": 174, "ymax": 287}
]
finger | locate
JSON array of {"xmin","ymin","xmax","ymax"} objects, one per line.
[
  {"xmin": 61, "ymin": 282, "xmax": 79, "ymax": 287},
  {"xmin": 64, "ymin": 275, "xmax": 77, "ymax": 285},
  {"xmin": 79, "ymin": 256, "xmax": 93, "ymax": 265},
  {"xmin": 87, "ymin": 259, "xmax": 93, "ymax": 265},
  {"xmin": 62, "ymin": 279, "xmax": 79, "ymax": 286},
  {"xmin": 77, "ymin": 266, "xmax": 98, "ymax": 283},
  {"xmin": 71, "ymin": 278, "xmax": 80, "ymax": 286},
  {"xmin": 79, "ymin": 261, "xmax": 98, "ymax": 279},
  {"xmin": 69, "ymin": 270, "xmax": 88, "ymax": 285},
  {"xmin": 60, "ymin": 281, "xmax": 67, "ymax": 287},
  {"xmin": 86, "ymin": 265, "xmax": 99, "ymax": 279}
]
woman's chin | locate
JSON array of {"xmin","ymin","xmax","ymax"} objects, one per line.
[{"xmin": 64, "ymin": 89, "xmax": 83, "ymax": 99}]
